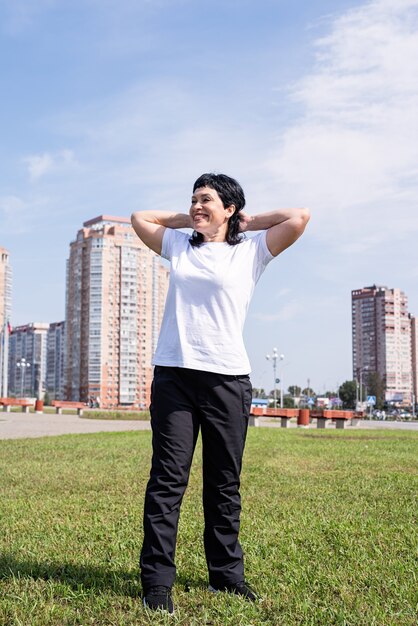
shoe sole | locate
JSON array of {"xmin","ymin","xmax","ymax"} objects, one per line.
[{"xmin": 143, "ymin": 597, "xmax": 175, "ymax": 615}]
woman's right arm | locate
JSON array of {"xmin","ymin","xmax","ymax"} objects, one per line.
[{"xmin": 130, "ymin": 211, "xmax": 193, "ymax": 255}]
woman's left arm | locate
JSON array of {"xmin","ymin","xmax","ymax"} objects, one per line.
[{"xmin": 240, "ymin": 208, "xmax": 310, "ymax": 257}]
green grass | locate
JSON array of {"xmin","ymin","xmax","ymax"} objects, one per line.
[
  {"xmin": 8, "ymin": 407, "xmax": 151, "ymax": 419},
  {"xmin": 0, "ymin": 429, "xmax": 417, "ymax": 625},
  {"xmin": 80, "ymin": 410, "xmax": 150, "ymax": 421}
]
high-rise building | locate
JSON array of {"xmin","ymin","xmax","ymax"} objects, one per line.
[
  {"xmin": 0, "ymin": 246, "xmax": 12, "ymax": 396},
  {"xmin": 65, "ymin": 215, "xmax": 169, "ymax": 408},
  {"xmin": 8, "ymin": 322, "xmax": 49, "ymax": 398},
  {"xmin": 410, "ymin": 315, "xmax": 418, "ymax": 405},
  {"xmin": 352, "ymin": 285, "xmax": 413, "ymax": 404},
  {"xmin": 46, "ymin": 321, "xmax": 65, "ymax": 400}
]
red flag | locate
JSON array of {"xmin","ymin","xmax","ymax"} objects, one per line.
[{"xmin": 7, "ymin": 321, "xmax": 12, "ymax": 334}]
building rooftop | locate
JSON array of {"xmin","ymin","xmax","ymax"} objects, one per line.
[{"xmin": 83, "ymin": 215, "xmax": 131, "ymax": 228}]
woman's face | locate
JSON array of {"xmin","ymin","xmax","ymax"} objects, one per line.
[{"xmin": 189, "ymin": 186, "xmax": 234, "ymax": 240}]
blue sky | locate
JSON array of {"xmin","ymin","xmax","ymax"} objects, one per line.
[{"xmin": 1, "ymin": 0, "xmax": 417, "ymax": 394}]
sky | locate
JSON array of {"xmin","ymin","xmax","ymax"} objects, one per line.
[{"xmin": 1, "ymin": 0, "xmax": 417, "ymax": 395}]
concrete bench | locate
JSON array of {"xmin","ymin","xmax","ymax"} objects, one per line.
[
  {"xmin": 266, "ymin": 408, "xmax": 299, "ymax": 427},
  {"xmin": 250, "ymin": 407, "xmax": 299, "ymax": 427},
  {"xmin": 350, "ymin": 412, "xmax": 365, "ymax": 426},
  {"xmin": 51, "ymin": 401, "xmax": 86, "ymax": 416},
  {"xmin": 0, "ymin": 397, "xmax": 34, "ymax": 413},
  {"xmin": 314, "ymin": 409, "xmax": 354, "ymax": 429},
  {"xmin": 248, "ymin": 406, "xmax": 263, "ymax": 426},
  {"xmin": 250, "ymin": 407, "xmax": 359, "ymax": 429}
]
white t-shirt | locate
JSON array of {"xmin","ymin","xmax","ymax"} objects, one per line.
[{"xmin": 152, "ymin": 229, "xmax": 274, "ymax": 375}]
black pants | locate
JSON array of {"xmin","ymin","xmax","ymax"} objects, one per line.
[{"xmin": 140, "ymin": 366, "xmax": 252, "ymax": 591}]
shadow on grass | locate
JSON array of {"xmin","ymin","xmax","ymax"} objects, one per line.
[
  {"xmin": 0, "ymin": 554, "xmax": 209, "ymax": 597},
  {"xmin": 0, "ymin": 553, "xmax": 139, "ymax": 596}
]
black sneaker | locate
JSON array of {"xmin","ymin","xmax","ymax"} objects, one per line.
[
  {"xmin": 143, "ymin": 586, "xmax": 174, "ymax": 614},
  {"xmin": 209, "ymin": 581, "xmax": 259, "ymax": 602}
]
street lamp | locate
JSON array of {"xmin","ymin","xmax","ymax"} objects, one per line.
[
  {"xmin": 16, "ymin": 358, "xmax": 31, "ymax": 397},
  {"xmin": 266, "ymin": 348, "xmax": 285, "ymax": 408},
  {"xmin": 356, "ymin": 366, "xmax": 369, "ymax": 408}
]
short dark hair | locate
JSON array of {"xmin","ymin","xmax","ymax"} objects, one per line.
[{"xmin": 189, "ymin": 173, "xmax": 246, "ymax": 247}]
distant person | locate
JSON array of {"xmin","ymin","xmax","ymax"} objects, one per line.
[{"xmin": 131, "ymin": 173, "xmax": 310, "ymax": 613}]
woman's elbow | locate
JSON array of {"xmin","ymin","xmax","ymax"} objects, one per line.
[
  {"xmin": 299, "ymin": 207, "xmax": 311, "ymax": 224},
  {"xmin": 295, "ymin": 208, "xmax": 310, "ymax": 238}
]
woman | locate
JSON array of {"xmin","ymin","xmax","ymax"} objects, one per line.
[{"xmin": 131, "ymin": 173, "xmax": 310, "ymax": 613}]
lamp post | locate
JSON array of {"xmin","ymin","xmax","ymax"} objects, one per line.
[
  {"xmin": 356, "ymin": 366, "xmax": 369, "ymax": 410},
  {"xmin": 360, "ymin": 367, "xmax": 369, "ymax": 405},
  {"xmin": 266, "ymin": 348, "xmax": 285, "ymax": 408},
  {"xmin": 16, "ymin": 358, "xmax": 31, "ymax": 398}
]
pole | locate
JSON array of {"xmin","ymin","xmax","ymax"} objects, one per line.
[
  {"xmin": 266, "ymin": 348, "xmax": 280, "ymax": 410},
  {"xmin": 0, "ymin": 321, "xmax": 9, "ymax": 397},
  {"xmin": 280, "ymin": 355, "xmax": 284, "ymax": 409},
  {"xmin": 17, "ymin": 358, "xmax": 30, "ymax": 398},
  {"xmin": 273, "ymin": 357, "xmax": 277, "ymax": 409},
  {"xmin": 280, "ymin": 376, "xmax": 283, "ymax": 409},
  {"xmin": 0, "ymin": 324, "xmax": 4, "ymax": 397},
  {"xmin": 355, "ymin": 368, "xmax": 359, "ymax": 407}
]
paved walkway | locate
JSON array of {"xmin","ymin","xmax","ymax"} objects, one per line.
[
  {"xmin": 0, "ymin": 411, "xmax": 151, "ymax": 440},
  {"xmin": 0, "ymin": 411, "xmax": 417, "ymax": 440}
]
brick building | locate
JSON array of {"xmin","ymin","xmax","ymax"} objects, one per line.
[
  {"xmin": 65, "ymin": 215, "xmax": 169, "ymax": 408},
  {"xmin": 0, "ymin": 246, "xmax": 12, "ymax": 396},
  {"xmin": 352, "ymin": 285, "xmax": 415, "ymax": 405}
]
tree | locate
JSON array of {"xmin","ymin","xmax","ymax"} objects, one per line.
[
  {"xmin": 283, "ymin": 396, "xmax": 295, "ymax": 408},
  {"xmin": 302, "ymin": 387, "xmax": 315, "ymax": 397},
  {"xmin": 288, "ymin": 385, "xmax": 301, "ymax": 397},
  {"xmin": 268, "ymin": 396, "xmax": 294, "ymax": 408},
  {"xmin": 338, "ymin": 380, "xmax": 357, "ymax": 409},
  {"xmin": 365, "ymin": 371, "xmax": 385, "ymax": 409},
  {"xmin": 252, "ymin": 387, "xmax": 266, "ymax": 399}
]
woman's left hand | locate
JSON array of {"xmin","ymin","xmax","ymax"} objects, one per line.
[{"xmin": 239, "ymin": 212, "xmax": 253, "ymax": 232}]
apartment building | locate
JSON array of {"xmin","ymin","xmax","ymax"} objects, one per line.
[
  {"xmin": 0, "ymin": 246, "xmax": 12, "ymax": 396},
  {"xmin": 8, "ymin": 322, "xmax": 49, "ymax": 398},
  {"xmin": 352, "ymin": 285, "xmax": 414, "ymax": 404},
  {"xmin": 46, "ymin": 321, "xmax": 65, "ymax": 400},
  {"xmin": 411, "ymin": 315, "xmax": 418, "ymax": 404},
  {"xmin": 65, "ymin": 215, "xmax": 169, "ymax": 408}
]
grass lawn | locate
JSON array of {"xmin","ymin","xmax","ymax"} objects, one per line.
[
  {"xmin": 9, "ymin": 407, "xmax": 151, "ymax": 420},
  {"xmin": 0, "ymin": 428, "xmax": 417, "ymax": 626},
  {"xmin": 80, "ymin": 410, "xmax": 151, "ymax": 421}
]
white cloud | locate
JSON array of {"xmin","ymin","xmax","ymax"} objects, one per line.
[
  {"xmin": 46, "ymin": 79, "xmax": 266, "ymax": 208},
  {"xmin": 267, "ymin": 0, "xmax": 418, "ymax": 248},
  {"xmin": 23, "ymin": 149, "xmax": 77, "ymax": 182},
  {"xmin": 23, "ymin": 153, "xmax": 53, "ymax": 181}
]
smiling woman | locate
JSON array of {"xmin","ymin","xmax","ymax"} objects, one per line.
[
  {"xmin": 130, "ymin": 172, "xmax": 309, "ymax": 613},
  {"xmin": 190, "ymin": 187, "xmax": 234, "ymax": 239},
  {"xmin": 188, "ymin": 173, "xmax": 246, "ymax": 247}
]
